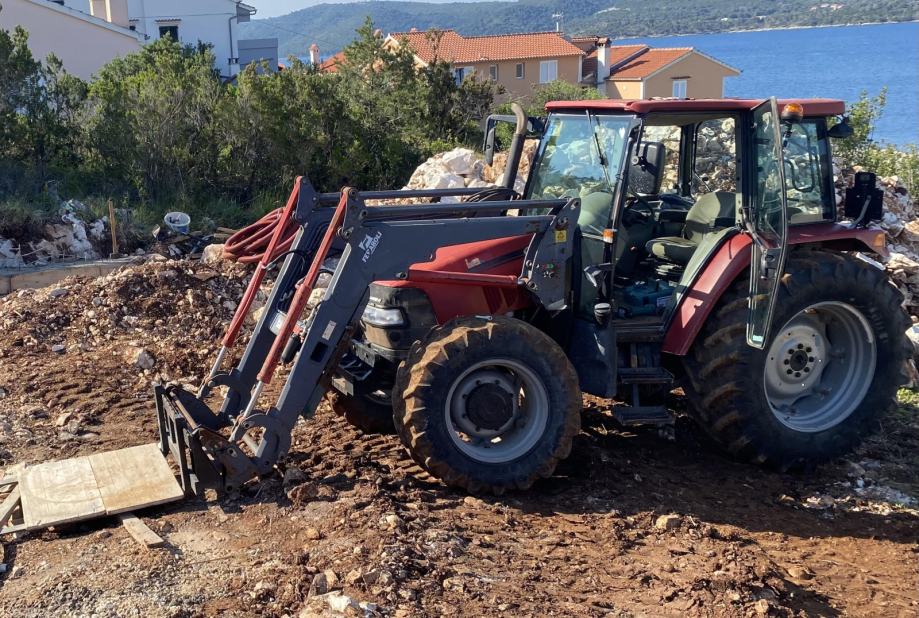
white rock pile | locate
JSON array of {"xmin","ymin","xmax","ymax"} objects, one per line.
[
  {"xmin": 379, "ymin": 144, "xmax": 538, "ymax": 205},
  {"xmin": 838, "ymin": 171, "xmax": 919, "ymax": 315},
  {"xmin": 0, "ymin": 200, "xmax": 107, "ymax": 267}
]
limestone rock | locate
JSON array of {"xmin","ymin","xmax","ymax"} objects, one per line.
[
  {"xmin": 655, "ymin": 514, "xmax": 682, "ymax": 531},
  {"xmin": 201, "ymin": 243, "xmax": 225, "ymax": 265}
]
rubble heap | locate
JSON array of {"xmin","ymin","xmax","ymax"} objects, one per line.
[
  {"xmin": 382, "ymin": 143, "xmax": 539, "ymax": 204},
  {"xmin": 839, "ymin": 171, "xmax": 919, "ymax": 316},
  {"xmin": 0, "ymin": 200, "xmax": 109, "ymax": 268},
  {"xmin": 0, "ymin": 256, "xmax": 253, "ymax": 384}
]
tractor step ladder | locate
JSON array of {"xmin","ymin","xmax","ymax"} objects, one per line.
[
  {"xmin": 613, "ymin": 342, "xmax": 674, "ymax": 427},
  {"xmin": 618, "ymin": 367, "xmax": 674, "ymax": 385},
  {"xmin": 612, "ymin": 405, "xmax": 673, "ymax": 426}
]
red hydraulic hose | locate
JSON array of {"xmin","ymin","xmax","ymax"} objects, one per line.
[
  {"xmin": 223, "ymin": 208, "xmax": 300, "ymax": 264},
  {"xmin": 256, "ymin": 189, "xmax": 350, "ymax": 385},
  {"xmin": 221, "ymin": 179, "xmax": 302, "ymax": 349}
]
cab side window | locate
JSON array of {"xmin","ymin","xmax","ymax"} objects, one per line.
[
  {"xmin": 693, "ymin": 118, "xmax": 737, "ymax": 194},
  {"xmin": 784, "ymin": 120, "xmax": 833, "ymax": 224},
  {"xmin": 640, "ymin": 125, "xmax": 681, "ymax": 194}
]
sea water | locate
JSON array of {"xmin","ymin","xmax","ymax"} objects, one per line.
[{"xmin": 617, "ymin": 22, "xmax": 919, "ymax": 146}]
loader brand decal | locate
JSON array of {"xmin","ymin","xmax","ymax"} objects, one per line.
[{"xmin": 359, "ymin": 231, "xmax": 383, "ymax": 263}]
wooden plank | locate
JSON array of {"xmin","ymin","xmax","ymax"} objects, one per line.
[
  {"xmin": 19, "ymin": 456, "xmax": 105, "ymax": 528},
  {"xmin": 0, "ymin": 487, "xmax": 20, "ymax": 526},
  {"xmin": 88, "ymin": 443, "xmax": 184, "ymax": 515},
  {"xmin": 119, "ymin": 513, "xmax": 165, "ymax": 549}
]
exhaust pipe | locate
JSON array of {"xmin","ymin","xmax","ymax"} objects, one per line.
[{"xmin": 500, "ymin": 102, "xmax": 527, "ymax": 191}]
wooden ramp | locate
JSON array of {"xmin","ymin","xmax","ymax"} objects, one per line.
[{"xmin": 1, "ymin": 444, "xmax": 184, "ymax": 534}]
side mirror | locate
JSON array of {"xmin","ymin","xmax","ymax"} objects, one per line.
[
  {"xmin": 483, "ymin": 125, "xmax": 497, "ymax": 166},
  {"xmin": 828, "ymin": 116, "xmax": 854, "ymax": 139}
]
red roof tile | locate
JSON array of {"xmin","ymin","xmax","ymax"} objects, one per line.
[
  {"xmin": 319, "ymin": 51, "xmax": 345, "ymax": 73},
  {"xmin": 608, "ymin": 44, "xmax": 650, "ymax": 67},
  {"xmin": 611, "ymin": 47, "xmax": 692, "ymax": 79},
  {"xmin": 388, "ymin": 29, "xmax": 585, "ymax": 64}
]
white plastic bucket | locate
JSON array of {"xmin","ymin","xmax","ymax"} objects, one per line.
[{"xmin": 164, "ymin": 211, "xmax": 191, "ymax": 234}]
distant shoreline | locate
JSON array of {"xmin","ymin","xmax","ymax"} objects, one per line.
[{"xmin": 612, "ymin": 19, "xmax": 919, "ymax": 42}]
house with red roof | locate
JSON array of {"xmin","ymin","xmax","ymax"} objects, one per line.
[
  {"xmin": 314, "ymin": 29, "xmax": 740, "ymax": 102},
  {"xmin": 574, "ymin": 36, "xmax": 741, "ymax": 99},
  {"xmin": 383, "ymin": 29, "xmax": 586, "ymax": 100}
]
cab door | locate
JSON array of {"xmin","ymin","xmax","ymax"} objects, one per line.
[{"xmin": 746, "ymin": 98, "xmax": 789, "ymax": 348}]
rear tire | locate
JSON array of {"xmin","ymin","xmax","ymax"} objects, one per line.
[
  {"xmin": 682, "ymin": 250, "xmax": 910, "ymax": 469},
  {"xmin": 395, "ymin": 316, "xmax": 581, "ymax": 494}
]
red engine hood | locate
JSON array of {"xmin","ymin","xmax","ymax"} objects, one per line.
[{"xmin": 374, "ymin": 235, "xmax": 533, "ymax": 323}]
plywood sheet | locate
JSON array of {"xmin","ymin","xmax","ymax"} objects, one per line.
[
  {"xmin": 16, "ymin": 444, "xmax": 184, "ymax": 531},
  {"xmin": 0, "ymin": 487, "xmax": 20, "ymax": 526},
  {"xmin": 19, "ymin": 456, "xmax": 105, "ymax": 528},
  {"xmin": 89, "ymin": 444, "xmax": 184, "ymax": 515}
]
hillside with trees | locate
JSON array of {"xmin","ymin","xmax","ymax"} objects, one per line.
[{"xmin": 241, "ymin": 0, "xmax": 919, "ymax": 57}]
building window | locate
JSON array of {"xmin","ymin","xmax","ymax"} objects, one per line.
[
  {"xmin": 489, "ymin": 65, "xmax": 498, "ymax": 81},
  {"xmin": 515, "ymin": 63, "xmax": 524, "ymax": 79},
  {"xmin": 158, "ymin": 25, "xmax": 179, "ymax": 40},
  {"xmin": 454, "ymin": 66, "xmax": 474, "ymax": 84},
  {"xmin": 539, "ymin": 60, "xmax": 557, "ymax": 84},
  {"xmin": 672, "ymin": 79, "xmax": 687, "ymax": 98}
]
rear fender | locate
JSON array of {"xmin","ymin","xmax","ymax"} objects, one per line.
[{"xmin": 662, "ymin": 224, "xmax": 887, "ymax": 356}]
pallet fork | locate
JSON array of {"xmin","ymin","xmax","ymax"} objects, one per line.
[{"xmin": 156, "ymin": 176, "xmax": 581, "ymax": 496}]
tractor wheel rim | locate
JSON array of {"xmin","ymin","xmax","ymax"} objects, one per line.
[
  {"xmin": 445, "ymin": 358, "xmax": 550, "ymax": 464},
  {"xmin": 763, "ymin": 301, "xmax": 876, "ymax": 433}
]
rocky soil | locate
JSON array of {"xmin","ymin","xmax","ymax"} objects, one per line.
[{"xmin": 0, "ymin": 256, "xmax": 915, "ymax": 617}]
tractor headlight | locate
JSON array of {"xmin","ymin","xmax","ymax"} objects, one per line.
[{"xmin": 362, "ymin": 305, "xmax": 405, "ymax": 327}]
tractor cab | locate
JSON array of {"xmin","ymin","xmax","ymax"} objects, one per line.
[{"xmin": 530, "ymin": 98, "xmax": 843, "ymax": 350}]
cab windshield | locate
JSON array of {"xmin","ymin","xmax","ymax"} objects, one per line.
[{"xmin": 529, "ymin": 113, "xmax": 633, "ymax": 200}]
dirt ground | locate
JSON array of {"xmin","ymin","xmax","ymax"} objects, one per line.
[{"xmin": 0, "ymin": 257, "xmax": 916, "ymax": 618}]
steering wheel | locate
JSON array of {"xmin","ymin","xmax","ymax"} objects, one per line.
[{"xmin": 621, "ymin": 197, "xmax": 654, "ymax": 227}]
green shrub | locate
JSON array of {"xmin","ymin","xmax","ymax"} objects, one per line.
[
  {"xmin": 833, "ymin": 89, "xmax": 919, "ymax": 193},
  {"xmin": 0, "ymin": 17, "xmax": 499, "ymax": 235}
]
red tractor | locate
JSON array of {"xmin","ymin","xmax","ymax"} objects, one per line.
[{"xmin": 157, "ymin": 97, "xmax": 908, "ymax": 496}]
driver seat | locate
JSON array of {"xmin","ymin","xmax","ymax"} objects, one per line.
[{"xmin": 646, "ymin": 191, "xmax": 737, "ymax": 265}]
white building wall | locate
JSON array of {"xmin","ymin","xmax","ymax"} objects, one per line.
[
  {"xmin": 0, "ymin": 0, "xmax": 142, "ymax": 80},
  {"xmin": 126, "ymin": 0, "xmax": 251, "ymax": 77}
]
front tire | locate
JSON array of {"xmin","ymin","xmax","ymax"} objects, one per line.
[
  {"xmin": 682, "ymin": 250, "xmax": 910, "ymax": 468},
  {"xmin": 395, "ymin": 316, "xmax": 581, "ymax": 494}
]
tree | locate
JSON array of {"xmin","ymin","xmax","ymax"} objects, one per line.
[
  {"xmin": 832, "ymin": 89, "xmax": 919, "ymax": 193},
  {"xmin": 832, "ymin": 88, "xmax": 887, "ymax": 167},
  {"xmin": 84, "ymin": 38, "xmax": 222, "ymax": 200},
  {"xmin": 0, "ymin": 22, "xmax": 86, "ymax": 193}
]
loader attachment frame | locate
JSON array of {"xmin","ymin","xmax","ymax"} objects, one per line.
[{"xmin": 157, "ymin": 177, "xmax": 581, "ymax": 495}]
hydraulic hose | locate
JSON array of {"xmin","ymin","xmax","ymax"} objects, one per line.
[{"xmin": 222, "ymin": 208, "xmax": 299, "ymax": 264}]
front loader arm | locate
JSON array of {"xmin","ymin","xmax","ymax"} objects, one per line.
[{"xmin": 157, "ymin": 179, "xmax": 580, "ymax": 495}]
